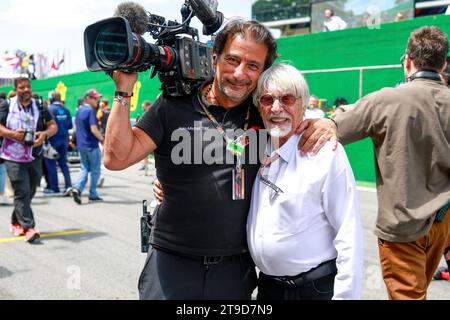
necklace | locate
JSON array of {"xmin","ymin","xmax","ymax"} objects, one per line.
[{"xmin": 203, "ymin": 84, "xmax": 213, "ymax": 102}]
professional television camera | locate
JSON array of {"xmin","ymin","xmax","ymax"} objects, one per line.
[{"xmin": 84, "ymin": 1, "xmax": 224, "ymax": 96}]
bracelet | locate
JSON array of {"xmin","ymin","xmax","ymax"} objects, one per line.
[
  {"xmin": 114, "ymin": 95, "xmax": 130, "ymax": 107},
  {"xmin": 325, "ymin": 116, "xmax": 338, "ymax": 130},
  {"xmin": 114, "ymin": 91, "xmax": 133, "ymax": 98}
]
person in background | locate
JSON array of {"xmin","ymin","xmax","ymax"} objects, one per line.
[
  {"xmin": 432, "ymin": 56, "xmax": 450, "ymax": 282},
  {"xmin": 395, "ymin": 12, "xmax": 405, "ymax": 22},
  {"xmin": 305, "ymin": 95, "xmax": 324, "ymax": 119},
  {"xmin": 0, "ymin": 78, "xmax": 57, "ymax": 242},
  {"xmin": 31, "ymin": 93, "xmax": 51, "ymax": 192},
  {"xmin": 137, "ymin": 100, "xmax": 152, "ymax": 174},
  {"xmin": 72, "ymin": 89, "xmax": 104, "ymax": 205},
  {"xmin": 0, "ymin": 161, "xmax": 7, "ymax": 205},
  {"xmin": 323, "ymin": 9, "xmax": 347, "ymax": 32},
  {"xmin": 96, "ymin": 98, "xmax": 110, "ymax": 188},
  {"xmin": 0, "ymin": 92, "xmax": 8, "ymax": 205},
  {"xmin": 332, "ymin": 97, "xmax": 349, "ymax": 114},
  {"xmin": 97, "ymin": 99, "xmax": 111, "ymax": 136},
  {"xmin": 45, "ymin": 91, "xmax": 73, "ymax": 196},
  {"xmin": 299, "ymin": 26, "xmax": 450, "ymax": 299}
]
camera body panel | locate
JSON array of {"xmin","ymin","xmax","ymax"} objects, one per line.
[{"xmin": 84, "ymin": 2, "xmax": 221, "ymax": 96}]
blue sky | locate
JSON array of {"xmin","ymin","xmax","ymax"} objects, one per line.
[
  {"xmin": 345, "ymin": 0, "xmax": 411, "ymax": 15},
  {"xmin": 1, "ymin": 0, "xmax": 252, "ymax": 74}
]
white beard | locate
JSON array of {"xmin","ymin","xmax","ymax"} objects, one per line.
[{"xmin": 267, "ymin": 123, "xmax": 292, "ymax": 138}]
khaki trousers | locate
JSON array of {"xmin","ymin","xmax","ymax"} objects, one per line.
[{"xmin": 378, "ymin": 207, "xmax": 450, "ymax": 300}]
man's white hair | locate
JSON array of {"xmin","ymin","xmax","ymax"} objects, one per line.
[{"xmin": 253, "ymin": 63, "xmax": 310, "ymax": 109}]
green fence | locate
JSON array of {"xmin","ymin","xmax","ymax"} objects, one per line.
[{"xmin": 3, "ymin": 14, "xmax": 450, "ymax": 185}]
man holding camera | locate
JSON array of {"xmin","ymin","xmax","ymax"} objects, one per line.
[
  {"xmin": 104, "ymin": 19, "xmax": 277, "ymax": 299},
  {"xmin": 0, "ymin": 77, "xmax": 57, "ymax": 243},
  {"xmin": 299, "ymin": 26, "xmax": 450, "ymax": 299}
]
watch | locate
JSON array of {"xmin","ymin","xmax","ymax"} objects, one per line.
[{"xmin": 325, "ymin": 115, "xmax": 338, "ymax": 129}]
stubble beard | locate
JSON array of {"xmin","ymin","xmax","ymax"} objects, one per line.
[{"xmin": 218, "ymin": 80, "xmax": 251, "ymax": 104}]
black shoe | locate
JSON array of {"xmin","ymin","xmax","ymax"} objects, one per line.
[
  {"xmin": 88, "ymin": 196, "xmax": 103, "ymax": 203},
  {"xmin": 63, "ymin": 187, "xmax": 73, "ymax": 197},
  {"xmin": 72, "ymin": 189, "xmax": 81, "ymax": 205}
]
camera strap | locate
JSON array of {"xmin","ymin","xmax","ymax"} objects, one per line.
[
  {"xmin": 407, "ymin": 70, "xmax": 441, "ymax": 82},
  {"xmin": 200, "ymin": 86, "xmax": 250, "ymax": 201}
]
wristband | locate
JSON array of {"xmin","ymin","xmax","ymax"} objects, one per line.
[
  {"xmin": 325, "ymin": 116, "xmax": 338, "ymax": 130},
  {"xmin": 114, "ymin": 91, "xmax": 133, "ymax": 98},
  {"xmin": 114, "ymin": 95, "xmax": 130, "ymax": 107}
]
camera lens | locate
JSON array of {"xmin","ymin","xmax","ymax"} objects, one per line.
[{"xmin": 95, "ymin": 23, "xmax": 129, "ymax": 67}]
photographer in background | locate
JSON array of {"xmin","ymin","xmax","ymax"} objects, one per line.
[
  {"xmin": 104, "ymin": 19, "xmax": 277, "ymax": 299},
  {"xmin": 0, "ymin": 77, "xmax": 57, "ymax": 243}
]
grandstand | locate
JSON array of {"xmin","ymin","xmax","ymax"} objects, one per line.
[{"xmin": 252, "ymin": 0, "xmax": 450, "ymax": 36}]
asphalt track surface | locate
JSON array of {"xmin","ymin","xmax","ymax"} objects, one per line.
[{"xmin": 0, "ymin": 162, "xmax": 449, "ymax": 300}]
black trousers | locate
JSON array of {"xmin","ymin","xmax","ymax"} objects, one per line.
[
  {"xmin": 5, "ymin": 158, "xmax": 42, "ymax": 229},
  {"xmin": 138, "ymin": 246, "xmax": 257, "ymax": 300},
  {"xmin": 257, "ymin": 271, "xmax": 336, "ymax": 300}
]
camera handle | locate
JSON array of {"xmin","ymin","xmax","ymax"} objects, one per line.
[{"xmin": 141, "ymin": 200, "xmax": 153, "ymax": 253}]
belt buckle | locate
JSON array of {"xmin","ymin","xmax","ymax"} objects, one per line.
[
  {"xmin": 203, "ymin": 256, "xmax": 223, "ymax": 266},
  {"xmin": 274, "ymin": 276, "xmax": 302, "ymax": 288}
]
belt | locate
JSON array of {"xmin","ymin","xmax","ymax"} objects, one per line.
[
  {"xmin": 154, "ymin": 246, "xmax": 247, "ymax": 266},
  {"xmin": 260, "ymin": 259, "xmax": 337, "ymax": 288}
]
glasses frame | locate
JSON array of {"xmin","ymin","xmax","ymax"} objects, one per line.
[
  {"xmin": 259, "ymin": 93, "xmax": 300, "ymax": 108},
  {"xmin": 259, "ymin": 175, "xmax": 284, "ymax": 199}
]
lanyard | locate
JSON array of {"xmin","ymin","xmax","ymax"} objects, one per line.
[
  {"xmin": 18, "ymin": 101, "xmax": 34, "ymax": 127},
  {"xmin": 200, "ymin": 85, "xmax": 251, "ymax": 200},
  {"xmin": 200, "ymin": 85, "xmax": 251, "ymax": 157},
  {"xmin": 200, "ymin": 93, "xmax": 250, "ymax": 146},
  {"xmin": 258, "ymin": 153, "xmax": 280, "ymax": 176}
]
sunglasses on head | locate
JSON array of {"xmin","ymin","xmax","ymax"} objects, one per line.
[{"xmin": 259, "ymin": 93, "xmax": 299, "ymax": 107}]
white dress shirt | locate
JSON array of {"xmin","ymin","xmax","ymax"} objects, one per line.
[
  {"xmin": 305, "ymin": 108, "xmax": 325, "ymax": 119},
  {"xmin": 324, "ymin": 16, "xmax": 348, "ymax": 31},
  {"xmin": 247, "ymin": 134, "xmax": 363, "ymax": 300}
]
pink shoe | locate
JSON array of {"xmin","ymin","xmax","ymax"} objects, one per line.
[
  {"xmin": 433, "ymin": 267, "xmax": 450, "ymax": 280},
  {"xmin": 24, "ymin": 228, "xmax": 40, "ymax": 243},
  {"xmin": 10, "ymin": 224, "xmax": 25, "ymax": 237}
]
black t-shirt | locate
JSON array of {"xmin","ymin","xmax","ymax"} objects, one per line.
[
  {"xmin": 0, "ymin": 99, "xmax": 53, "ymax": 158},
  {"xmin": 137, "ymin": 84, "xmax": 266, "ymax": 256}
]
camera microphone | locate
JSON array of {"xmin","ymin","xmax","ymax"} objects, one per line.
[
  {"xmin": 188, "ymin": 0, "xmax": 223, "ymax": 35},
  {"xmin": 114, "ymin": 2, "xmax": 148, "ymax": 35}
]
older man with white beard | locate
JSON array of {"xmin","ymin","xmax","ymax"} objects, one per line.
[{"xmin": 246, "ymin": 63, "xmax": 363, "ymax": 300}]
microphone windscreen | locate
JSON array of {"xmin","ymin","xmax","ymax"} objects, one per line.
[{"xmin": 114, "ymin": 2, "xmax": 148, "ymax": 35}]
